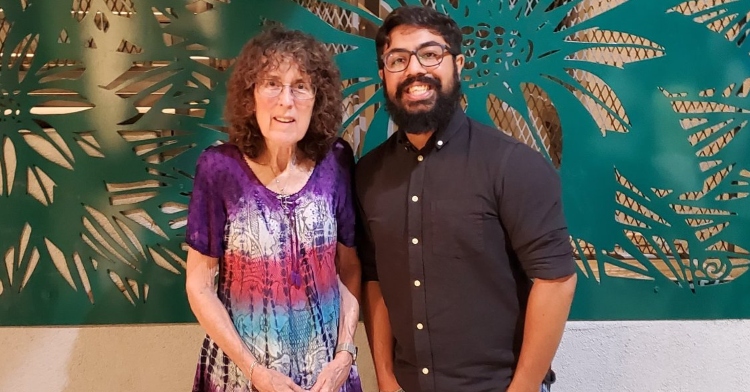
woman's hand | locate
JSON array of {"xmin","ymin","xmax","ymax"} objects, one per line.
[
  {"xmin": 251, "ymin": 366, "xmax": 305, "ymax": 392},
  {"xmin": 308, "ymin": 352, "xmax": 353, "ymax": 392}
]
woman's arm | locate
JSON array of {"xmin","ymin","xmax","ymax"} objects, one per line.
[
  {"xmin": 336, "ymin": 243, "xmax": 361, "ymax": 359},
  {"xmin": 336, "ymin": 242, "xmax": 361, "ymax": 347},
  {"xmin": 336, "ymin": 274, "xmax": 359, "ymax": 354},
  {"xmin": 186, "ymin": 247, "xmax": 303, "ymax": 392},
  {"xmin": 336, "ymin": 243, "xmax": 362, "ymax": 306},
  {"xmin": 309, "ymin": 243, "xmax": 361, "ymax": 392}
]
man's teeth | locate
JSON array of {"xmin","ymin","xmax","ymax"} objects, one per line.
[{"xmin": 408, "ymin": 85, "xmax": 429, "ymax": 94}]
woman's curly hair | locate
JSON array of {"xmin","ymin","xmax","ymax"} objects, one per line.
[{"xmin": 225, "ymin": 27, "xmax": 343, "ymax": 162}]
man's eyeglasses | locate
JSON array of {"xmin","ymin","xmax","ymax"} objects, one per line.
[
  {"xmin": 256, "ymin": 79, "xmax": 316, "ymax": 100},
  {"xmin": 382, "ymin": 43, "xmax": 454, "ymax": 73}
]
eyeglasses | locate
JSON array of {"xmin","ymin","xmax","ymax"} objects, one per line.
[
  {"xmin": 256, "ymin": 79, "xmax": 316, "ymax": 100},
  {"xmin": 382, "ymin": 43, "xmax": 454, "ymax": 73}
]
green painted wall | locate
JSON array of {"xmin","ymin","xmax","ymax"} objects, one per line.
[{"xmin": 1, "ymin": 0, "xmax": 748, "ymax": 324}]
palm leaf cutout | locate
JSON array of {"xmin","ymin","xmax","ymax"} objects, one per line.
[
  {"xmin": 575, "ymin": 167, "xmax": 749, "ymax": 291},
  {"xmin": 670, "ymin": 0, "xmax": 750, "ymax": 48}
]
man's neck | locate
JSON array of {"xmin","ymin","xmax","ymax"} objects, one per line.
[{"xmin": 405, "ymin": 130, "xmax": 434, "ymax": 151}]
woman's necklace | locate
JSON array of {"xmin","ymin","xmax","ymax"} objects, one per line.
[
  {"xmin": 265, "ymin": 155, "xmax": 295, "ymax": 196},
  {"xmin": 268, "ymin": 165, "xmax": 289, "ymax": 195}
]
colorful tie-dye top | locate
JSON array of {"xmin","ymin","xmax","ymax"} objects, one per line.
[{"xmin": 186, "ymin": 139, "xmax": 361, "ymax": 392}]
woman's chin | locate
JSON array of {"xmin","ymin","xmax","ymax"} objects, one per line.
[{"xmin": 262, "ymin": 131, "xmax": 306, "ymax": 147}]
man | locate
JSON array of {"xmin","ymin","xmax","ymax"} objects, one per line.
[{"xmin": 355, "ymin": 6, "xmax": 577, "ymax": 392}]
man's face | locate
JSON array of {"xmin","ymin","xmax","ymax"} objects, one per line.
[{"xmin": 380, "ymin": 25, "xmax": 464, "ymax": 134}]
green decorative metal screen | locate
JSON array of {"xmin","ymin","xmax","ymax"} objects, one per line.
[{"xmin": 1, "ymin": 0, "xmax": 749, "ymax": 325}]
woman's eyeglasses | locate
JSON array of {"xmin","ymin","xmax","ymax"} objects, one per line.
[{"xmin": 256, "ymin": 79, "xmax": 316, "ymax": 100}]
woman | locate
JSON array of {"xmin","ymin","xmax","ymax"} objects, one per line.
[{"xmin": 185, "ymin": 27, "xmax": 362, "ymax": 392}]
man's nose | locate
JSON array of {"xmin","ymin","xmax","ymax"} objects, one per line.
[{"xmin": 405, "ymin": 53, "xmax": 428, "ymax": 75}]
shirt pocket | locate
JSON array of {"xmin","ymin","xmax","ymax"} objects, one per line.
[{"xmin": 430, "ymin": 199, "xmax": 485, "ymax": 259}]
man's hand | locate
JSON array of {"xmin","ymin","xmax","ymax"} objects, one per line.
[
  {"xmin": 308, "ymin": 352, "xmax": 353, "ymax": 392},
  {"xmin": 251, "ymin": 366, "xmax": 305, "ymax": 392},
  {"xmin": 506, "ymin": 378, "xmax": 541, "ymax": 392},
  {"xmin": 376, "ymin": 376, "xmax": 402, "ymax": 392}
]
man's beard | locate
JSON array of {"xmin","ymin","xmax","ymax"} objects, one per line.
[{"xmin": 383, "ymin": 70, "xmax": 462, "ymax": 135}]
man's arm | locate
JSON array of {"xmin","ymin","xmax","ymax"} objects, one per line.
[
  {"xmin": 355, "ymin": 158, "xmax": 401, "ymax": 392},
  {"xmin": 494, "ymin": 144, "xmax": 578, "ymax": 392},
  {"xmin": 363, "ymin": 281, "xmax": 401, "ymax": 392},
  {"xmin": 507, "ymin": 274, "xmax": 577, "ymax": 392}
]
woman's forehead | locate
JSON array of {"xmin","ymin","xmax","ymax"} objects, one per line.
[{"xmin": 259, "ymin": 55, "xmax": 309, "ymax": 79}]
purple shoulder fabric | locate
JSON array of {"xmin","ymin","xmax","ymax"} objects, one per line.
[
  {"xmin": 185, "ymin": 144, "xmax": 237, "ymax": 258},
  {"xmin": 331, "ymin": 138, "xmax": 356, "ymax": 248}
]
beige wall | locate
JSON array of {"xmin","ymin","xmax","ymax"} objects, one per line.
[
  {"xmin": 5, "ymin": 321, "xmax": 750, "ymax": 391},
  {"xmin": 0, "ymin": 323, "xmax": 377, "ymax": 392}
]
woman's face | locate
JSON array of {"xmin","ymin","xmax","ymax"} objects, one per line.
[{"xmin": 254, "ymin": 60, "xmax": 315, "ymax": 148}]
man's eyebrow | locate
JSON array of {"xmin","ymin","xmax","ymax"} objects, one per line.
[
  {"xmin": 417, "ymin": 41, "xmax": 444, "ymax": 50},
  {"xmin": 386, "ymin": 40, "xmax": 445, "ymax": 52}
]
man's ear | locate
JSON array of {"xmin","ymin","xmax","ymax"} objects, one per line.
[
  {"xmin": 378, "ymin": 69, "xmax": 384, "ymax": 80},
  {"xmin": 454, "ymin": 53, "xmax": 465, "ymax": 74}
]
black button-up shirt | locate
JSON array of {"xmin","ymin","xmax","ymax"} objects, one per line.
[{"xmin": 355, "ymin": 109, "xmax": 575, "ymax": 392}]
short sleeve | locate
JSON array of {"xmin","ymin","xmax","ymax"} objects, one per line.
[
  {"xmin": 496, "ymin": 144, "xmax": 575, "ymax": 279},
  {"xmin": 333, "ymin": 139, "xmax": 356, "ymax": 248},
  {"xmin": 186, "ymin": 148, "xmax": 227, "ymax": 258}
]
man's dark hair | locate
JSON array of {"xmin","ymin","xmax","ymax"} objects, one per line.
[{"xmin": 375, "ymin": 6, "xmax": 463, "ymax": 69}]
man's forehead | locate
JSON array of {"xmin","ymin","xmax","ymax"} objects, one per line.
[{"xmin": 385, "ymin": 25, "xmax": 447, "ymax": 50}]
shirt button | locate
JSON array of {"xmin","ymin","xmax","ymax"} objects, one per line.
[
  {"xmin": 411, "ymin": 195, "xmax": 419, "ymax": 202},
  {"xmin": 414, "ymin": 280, "xmax": 421, "ymax": 287},
  {"xmin": 436, "ymin": 140, "xmax": 444, "ymax": 147},
  {"xmin": 417, "ymin": 155, "xmax": 424, "ymax": 162},
  {"xmin": 411, "ymin": 238, "xmax": 419, "ymax": 245},
  {"xmin": 417, "ymin": 323, "xmax": 424, "ymax": 330},
  {"xmin": 422, "ymin": 368, "xmax": 430, "ymax": 375}
]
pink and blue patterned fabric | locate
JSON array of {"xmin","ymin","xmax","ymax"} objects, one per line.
[{"xmin": 186, "ymin": 139, "xmax": 361, "ymax": 392}]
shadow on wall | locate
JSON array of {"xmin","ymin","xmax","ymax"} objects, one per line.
[
  {"xmin": 0, "ymin": 323, "xmax": 377, "ymax": 392},
  {"xmin": 61, "ymin": 325, "xmax": 204, "ymax": 392}
]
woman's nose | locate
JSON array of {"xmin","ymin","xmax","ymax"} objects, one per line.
[{"xmin": 277, "ymin": 86, "xmax": 295, "ymax": 105}]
